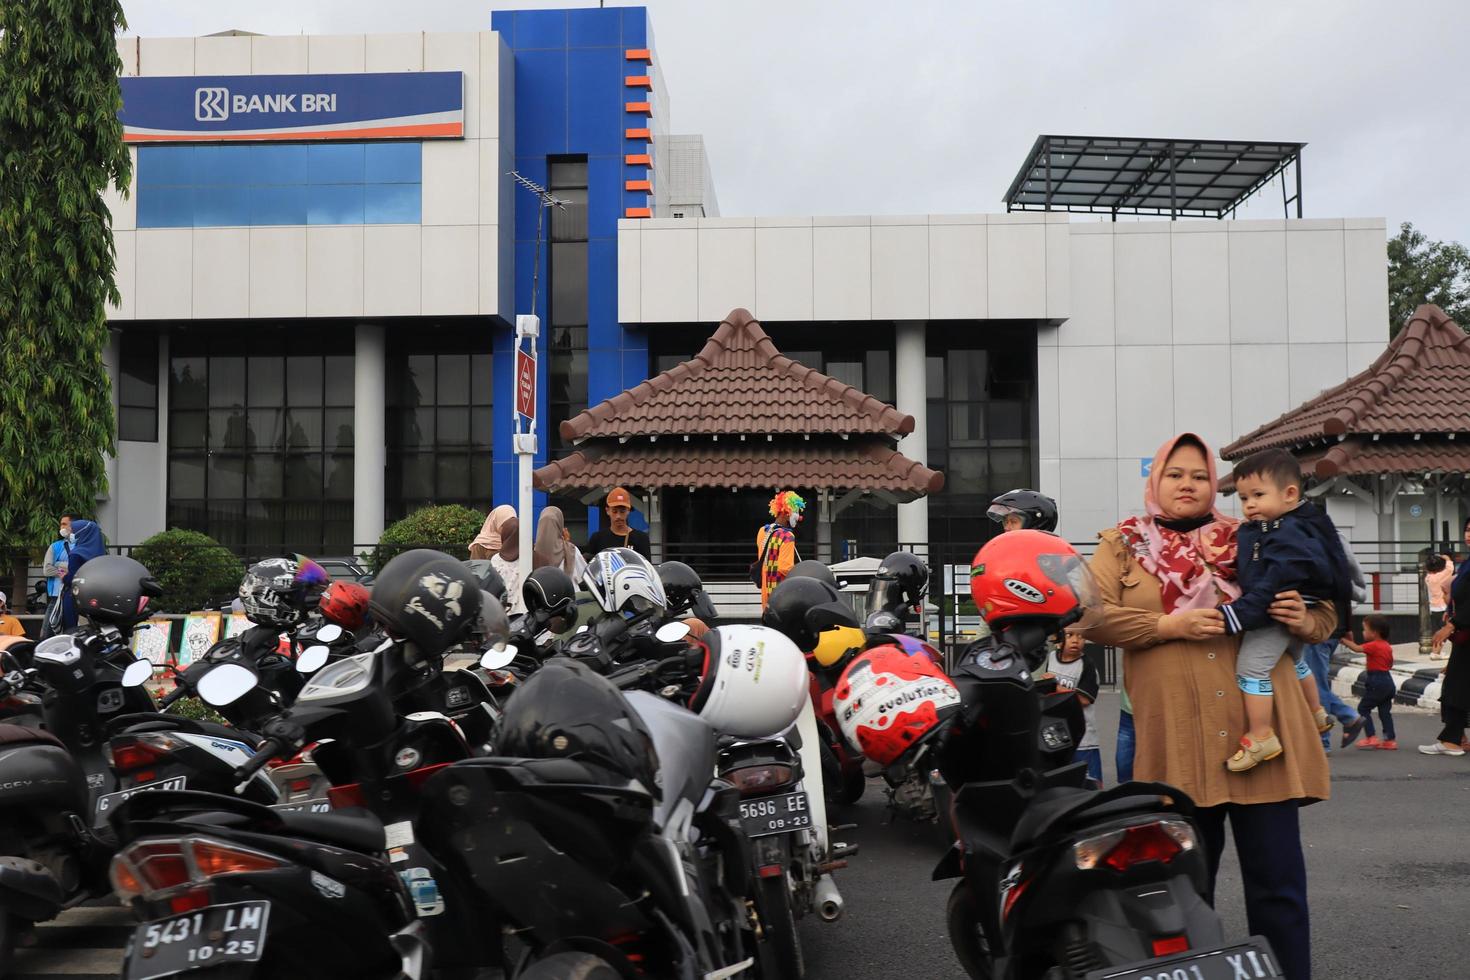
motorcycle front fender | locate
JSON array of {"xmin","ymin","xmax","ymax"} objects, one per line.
[
  {"xmin": 932, "ymin": 841, "xmax": 964, "ymax": 881},
  {"xmin": 0, "ymin": 855, "xmax": 65, "ymax": 922}
]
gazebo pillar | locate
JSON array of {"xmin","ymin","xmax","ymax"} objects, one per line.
[
  {"xmin": 648, "ymin": 489, "xmax": 664, "ymax": 563},
  {"xmin": 895, "ymin": 320, "xmax": 929, "ymax": 554},
  {"xmin": 817, "ymin": 490, "xmax": 833, "ymax": 565}
]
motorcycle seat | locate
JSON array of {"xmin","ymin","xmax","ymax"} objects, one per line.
[
  {"xmin": 274, "ymin": 809, "xmax": 386, "ymax": 853},
  {"xmin": 0, "ymin": 723, "xmax": 64, "ymax": 749},
  {"xmin": 113, "ymin": 715, "xmax": 263, "ymax": 748},
  {"xmin": 1010, "ymin": 787, "xmax": 1163, "ymax": 850}
]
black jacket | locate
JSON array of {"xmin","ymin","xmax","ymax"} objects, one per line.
[{"xmin": 1221, "ymin": 501, "xmax": 1351, "ymax": 636}]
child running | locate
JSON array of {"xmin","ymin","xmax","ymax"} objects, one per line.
[
  {"xmin": 1219, "ymin": 449, "xmax": 1355, "ymax": 772},
  {"xmin": 1338, "ymin": 614, "xmax": 1397, "ymax": 749}
]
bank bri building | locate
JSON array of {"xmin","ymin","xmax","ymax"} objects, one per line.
[{"xmin": 103, "ymin": 7, "xmax": 1391, "ymax": 562}]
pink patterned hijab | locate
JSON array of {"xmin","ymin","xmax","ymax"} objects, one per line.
[{"xmin": 1116, "ymin": 433, "xmax": 1240, "ymax": 614}]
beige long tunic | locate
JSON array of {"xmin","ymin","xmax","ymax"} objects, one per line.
[{"xmin": 1088, "ymin": 528, "xmax": 1334, "ymax": 809}]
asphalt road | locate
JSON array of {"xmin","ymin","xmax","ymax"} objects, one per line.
[{"xmin": 17, "ymin": 692, "xmax": 1470, "ymax": 979}]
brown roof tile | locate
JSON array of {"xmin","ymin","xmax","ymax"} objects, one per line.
[
  {"xmin": 1221, "ymin": 437, "xmax": 1470, "ymax": 493},
  {"xmin": 533, "ymin": 438, "xmax": 945, "ymax": 498},
  {"xmin": 559, "ymin": 308, "xmax": 914, "ymax": 442},
  {"xmin": 1223, "ymin": 305, "xmax": 1470, "ymax": 459}
]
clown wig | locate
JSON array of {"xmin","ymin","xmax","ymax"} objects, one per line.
[{"xmin": 768, "ymin": 490, "xmax": 807, "ymax": 522}]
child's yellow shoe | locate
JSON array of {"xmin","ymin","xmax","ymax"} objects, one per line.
[
  {"xmin": 1226, "ymin": 733, "xmax": 1283, "ymax": 773},
  {"xmin": 1314, "ymin": 708, "xmax": 1334, "ymax": 734}
]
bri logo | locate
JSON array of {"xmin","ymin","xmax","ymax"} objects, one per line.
[{"xmin": 195, "ymin": 87, "xmax": 229, "ymax": 121}]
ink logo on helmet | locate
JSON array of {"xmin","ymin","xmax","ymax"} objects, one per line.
[
  {"xmin": 1003, "ymin": 578, "xmax": 1046, "ymax": 604},
  {"xmin": 195, "ymin": 87, "xmax": 229, "ymax": 121}
]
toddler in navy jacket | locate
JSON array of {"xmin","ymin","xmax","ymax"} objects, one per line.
[{"xmin": 1220, "ymin": 449, "xmax": 1352, "ymax": 773}]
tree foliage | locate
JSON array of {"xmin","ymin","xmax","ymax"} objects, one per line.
[
  {"xmin": 1387, "ymin": 222, "xmax": 1470, "ymax": 336},
  {"xmin": 0, "ymin": 0, "xmax": 130, "ymax": 556},
  {"xmin": 131, "ymin": 528, "xmax": 245, "ymax": 614},
  {"xmin": 372, "ymin": 505, "xmax": 487, "ymax": 572}
]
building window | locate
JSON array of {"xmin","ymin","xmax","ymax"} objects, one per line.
[
  {"xmin": 548, "ymin": 157, "xmax": 591, "ymax": 541},
  {"xmin": 385, "ymin": 326, "xmax": 493, "ymax": 523},
  {"xmin": 118, "ymin": 330, "xmax": 159, "ymax": 442},
  {"xmin": 136, "ymin": 142, "xmax": 422, "ymax": 228},
  {"xmin": 166, "ymin": 325, "xmax": 355, "ymax": 554}
]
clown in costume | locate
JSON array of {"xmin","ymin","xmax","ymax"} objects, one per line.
[{"xmin": 757, "ymin": 491, "xmax": 806, "ymax": 608}]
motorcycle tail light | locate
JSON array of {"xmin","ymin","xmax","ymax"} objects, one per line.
[
  {"xmin": 106, "ymin": 733, "xmax": 188, "ymax": 772},
  {"xmin": 114, "ymin": 837, "xmax": 284, "ymax": 900},
  {"xmin": 1152, "ymin": 934, "xmax": 1191, "ymax": 956},
  {"xmin": 757, "ymin": 864, "xmax": 784, "ymax": 879},
  {"xmin": 1073, "ymin": 819, "xmax": 1196, "ymax": 872},
  {"xmin": 118, "ymin": 840, "xmax": 191, "ymax": 895},
  {"xmin": 169, "ymin": 887, "xmax": 212, "ymax": 915},
  {"xmin": 109, "ymin": 855, "xmax": 145, "ymax": 902},
  {"xmin": 288, "ymin": 778, "xmax": 315, "ymax": 794},
  {"xmin": 726, "ymin": 764, "xmax": 794, "ymax": 796},
  {"xmin": 191, "ymin": 839, "xmax": 286, "ymax": 878},
  {"xmin": 328, "ymin": 782, "xmax": 367, "ymax": 808}
]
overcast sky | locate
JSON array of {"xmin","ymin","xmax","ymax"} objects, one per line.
[{"xmin": 122, "ymin": 0, "xmax": 1469, "ymax": 244}]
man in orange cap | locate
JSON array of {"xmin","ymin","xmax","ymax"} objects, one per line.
[{"xmin": 586, "ymin": 487, "xmax": 651, "ymax": 559}]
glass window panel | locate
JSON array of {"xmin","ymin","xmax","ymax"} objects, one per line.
[
  {"xmin": 211, "ymin": 408, "xmax": 255, "ymax": 450},
  {"xmin": 169, "ymin": 456, "xmax": 207, "ymax": 498},
  {"xmin": 284, "ymin": 453, "xmax": 323, "ymax": 494},
  {"xmin": 248, "ymin": 408, "xmax": 283, "ymax": 450},
  {"xmin": 990, "ymin": 448, "xmax": 1029, "ymax": 490},
  {"xmin": 324, "ymin": 409, "xmax": 354, "ymax": 451},
  {"xmin": 470, "ymin": 406, "xmax": 493, "ymax": 449},
  {"xmin": 398, "ymin": 453, "xmax": 433, "ymax": 500},
  {"xmin": 251, "ymin": 184, "xmax": 308, "ymax": 225},
  {"xmin": 207, "ymin": 501, "xmax": 245, "ymax": 548},
  {"xmin": 364, "ymin": 143, "xmax": 421, "ymax": 184},
  {"xmin": 119, "ymin": 407, "xmax": 157, "ymax": 442},
  {"xmin": 437, "ymin": 407, "xmax": 470, "ymax": 446},
  {"xmin": 827, "ymin": 360, "xmax": 862, "ymax": 389},
  {"xmin": 438, "ymin": 355, "xmax": 470, "ymax": 405},
  {"xmin": 171, "ymin": 357, "xmax": 209, "ymax": 409},
  {"xmin": 471, "ymin": 455, "xmax": 493, "ymax": 499},
  {"xmin": 248, "ymin": 356, "xmax": 284, "ymax": 407},
  {"xmin": 168, "ymin": 501, "xmax": 207, "ymax": 533},
  {"xmin": 208, "ymin": 455, "xmax": 246, "ymax": 499},
  {"xmin": 324, "ymin": 454, "xmax": 354, "ymax": 500},
  {"xmin": 865, "ymin": 349, "xmax": 893, "ymax": 404},
  {"xmin": 138, "ymin": 186, "xmax": 195, "ymax": 228},
  {"xmin": 192, "ymin": 145, "xmax": 255, "ymax": 186},
  {"xmin": 189, "ymin": 186, "xmax": 251, "ymax": 227},
  {"xmin": 322, "ymin": 521, "xmax": 354, "ymax": 552},
  {"xmin": 926, "ymin": 403, "xmax": 947, "ymax": 453},
  {"xmin": 307, "ymin": 143, "xmax": 366, "ymax": 184},
  {"xmin": 990, "ymin": 401, "xmax": 1028, "ymax": 442},
  {"xmin": 323, "ymin": 356, "xmax": 354, "ymax": 405},
  {"xmin": 550, "ymin": 188, "xmax": 588, "ymax": 241},
  {"xmin": 471, "ymin": 353, "xmax": 492, "ymax": 404},
  {"xmin": 252, "ymin": 144, "xmax": 309, "ymax": 185},
  {"xmin": 655, "ymin": 354, "xmax": 683, "ymax": 375},
  {"xmin": 947, "ymin": 448, "xmax": 989, "ymax": 489},
  {"xmin": 170, "ymin": 410, "xmax": 208, "ymax": 450},
  {"xmin": 247, "ymin": 454, "xmax": 284, "ymax": 498},
  {"xmin": 405, "ymin": 355, "xmax": 435, "ymax": 406},
  {"xmin": 245, "ymin": 511, "xmax": 284, "ymax": 552},
  {"xmin": 307, "ymin": 183, "xmax": 365, "ymax": 225},
  {"xmin": 138, "ymin": 146, "xmax": 195, "ymax": 187},
  {"xmin": 119, "ymin": 332, "xmax": 158, "ymax": 407},
  {"xmin": 926, "ymin": 356, "xmax": 945, "ymax": 399},
  {"xmin": 947, "ymin": 350, "xmax": 988, "ymax": 402},
  {"xmin": 784, "ymin": 350, "xmax": 820, "ymax": 371},
  {"xmin": 949, "ymin": 403, "xmax": 985, "ymax": 444},
  {"xmin": 549, "ymin": 160, "xmax": 588, "ymax": 189},
  {"xmin": 285, "ymin": 408, "xmax": 322, "ymax": 450},
  {"xmin": 550, "ymin": 242, "xmax": 588, "ymax": 326},
  {"xmin": 436, "ymin": 455, "xmax": 470, "ymax": 500},
  {"xmin": 363, "ymin": 183, "xmax": 420, "ymax": 224},
  {"xmin": 397, "ymin": 406, "xmax": 433, "ymax": 448},
  {"xmin": 286, "ymin": 356, "xmax": 322, "ymax": 406}
]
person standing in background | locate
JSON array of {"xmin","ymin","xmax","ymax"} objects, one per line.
[
  {"xmin": 586, "ymin": 488, "xmax": 651, "ymax": 559},
  {"xmin": 0, "ymin": 593, "xmax": 24, "ymax": 637},
  {"xmin": 756, "ymin": 491, "xmax": 805, "ymax": 609},
  {"xmin": 1042, "ymin": 627, "xmax": 1102, "ymax": 785},
  {"xmin": 58, "ymin": 518, "xmax": 105, "ymax": 631},
  {"xmin": 1426, "ymin": 553, "xmax": 1455, "ymax": 660},
  {"xmin": 39, "ymin": 513, "xmax": 74, "ymax": 639},
  {"xmin": 1422, "ymin": 517, "xmax": 1470, "ymax": 756}
]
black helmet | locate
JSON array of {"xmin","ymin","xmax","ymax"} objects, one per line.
[
  {"xmin": 866, "ymin": 550, "xmax": 930, "ymax": 621},
  {"xmin": 496, "ymin": 658, "xmax": 660, "ymax": 800},
  {"xmin": 658, "ymin": 561, "xmax": 718, "ymax": 620},
  {"xmin": 370, "ymin": 549, "xmax": 483, "ymax": 657},
  {"xmin": 464, "ymin": 559, "xmax": 507, "ymax": 604},
  {"xmin": 238, "ymin": 556, "xmax": 330, "ymax": 629},
  {"xmin": 787, "ymin": 559, "xmax": 838, "ymax": 590},
  {"xmin": 523, "ymin": 566, "xmax": 576, "ymax": 619},
  {"xmin": 71, "ymin": 555, "xmax": 162, "ymax": 626},
  {"xmin": 987, "ymin": 489, "xmax": 1058, "ymax": 533},
  {"xmin": 762, "ymin": 576, "xmax": 860, "ymax": 653}
]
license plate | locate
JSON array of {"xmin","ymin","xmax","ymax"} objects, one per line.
[
  {"xmin": 126, "ymin": 900, "xmax": 270, "ymax": 980},
  {"xmin": 1085, "ymin": 938, "xmax": 1282, "ymax": 980},
  {"xmin": 97, "ymin": 776, "xmax": 187, "ymax": 814},
  {"xmin": 738, "ymin": 791, "xmax": 812, "ymax": 838},
  {"xmin": 268, "ymin": 798, "xmax": 331, "ymax": 814}
]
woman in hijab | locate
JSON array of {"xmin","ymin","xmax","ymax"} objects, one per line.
[
  {"xmin": 1087, "ymin": 433, "xmax": 1338, "ymax": 980},
  {"xmin": 1424, "ymin": 516, "xmax": 1470, "ymax": 755},
  {"xmin": 533, "ymin": 506, "xmax": 584, "ymax": 579},
  {"xmin": 60, "ymin": 518, "xmax": 106, "ymax": 630},
  {"xmin": 469, "ymin": 506, "xmax": 523, "ymax": 615},
  {"xmin": 469, "ymin": 505, "xmax": 513, "ymax": 561}
]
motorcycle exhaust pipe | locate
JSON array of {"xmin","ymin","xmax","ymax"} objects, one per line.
[{"xmin": 814, "ymin": 875, "xmax": 844, "ymax": 922}]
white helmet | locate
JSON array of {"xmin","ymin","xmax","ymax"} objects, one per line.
[
  {"xmin": 688, "ymin": 625, "xmax": 809, "ymax": 739},
  {"xmin": 583, "ymin": 548, "xmax": 667, "ymax": 616}
]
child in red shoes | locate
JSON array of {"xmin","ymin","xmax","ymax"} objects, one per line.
[{"xmin": 1339, "ymin": 614, "xmax": 1397, "ymax": 749}]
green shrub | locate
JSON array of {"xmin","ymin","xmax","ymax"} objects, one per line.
[
  {"xmin": 372, "ymin": 505, "xmax": 487, "ymax": 572},
  {"xmin": 131, "ymin": 528, "xmax": 244, "ymax": 613}
]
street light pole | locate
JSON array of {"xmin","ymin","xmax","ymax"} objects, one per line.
[{"xmin": 509, "ymin": 172, "xmax": 567, "ymax": 580}]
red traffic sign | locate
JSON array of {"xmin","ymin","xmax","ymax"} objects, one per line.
[{"xmin": 515, "ymin": 349, "xmax": 536, "ymax": 420}]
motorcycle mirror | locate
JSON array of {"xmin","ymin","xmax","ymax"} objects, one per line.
[
  {"xmin": 316, "ymin": 624, "xmax": 344, "ymax": 643},
  {"xmin": 479, "ymin": 644, "xmax": 516, "ymax": 671},
  {"xmin": 654, "ymin": 622, "xmax": 691, "ymax": 644},
  {"xmin": 296, "ymin": 645, "xmax": 331, "ymax": 674},
  {"xmin": 121, "ymin": 659, "xmax": 155, "ymax": 688},
  {"xmin": 196, "ymin": 663, "xmax": 257, "ymax": 707}
]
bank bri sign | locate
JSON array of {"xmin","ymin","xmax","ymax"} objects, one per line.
[{"xmin": 119, "ymin": 72, "xmax": 464, "ymax": 143}]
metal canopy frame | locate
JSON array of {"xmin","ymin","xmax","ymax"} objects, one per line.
[{"xmin": 1003, "ymin": 135, "xmax": 1305, "ymax": 220}]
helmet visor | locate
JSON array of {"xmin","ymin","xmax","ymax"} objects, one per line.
[
  {"xmin": 1035, "ymin": 552, "xmax": 1104, "ymax": 631},
  {"xmin": 864, "ymin": 576, "xmax": 906, "ymax": 618}
]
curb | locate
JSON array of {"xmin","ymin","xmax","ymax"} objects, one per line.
[{"xmin": 1328, "ymin": 650, "xmax": 1444, "ymax": 713}]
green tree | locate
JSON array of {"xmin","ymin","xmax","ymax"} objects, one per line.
[
  {"xmin": 1387, "ymin": 222, "xmax": 1470, "ymax": 336},
  {"xmin": 0, "ymin": 0, "xmax": 131, "ymax": 593}
]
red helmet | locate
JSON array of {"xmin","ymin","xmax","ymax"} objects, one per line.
[
  {"xmin": 968, "ymin": 530, "xmax": 1099, "ymax": 629},
  {"xmin": 319, "ymin": 581, "xmax": 370, "ymax": 631},
  {"xmin": 833, "ymin": 644, "xmax": 960, "ymax": 768}
]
